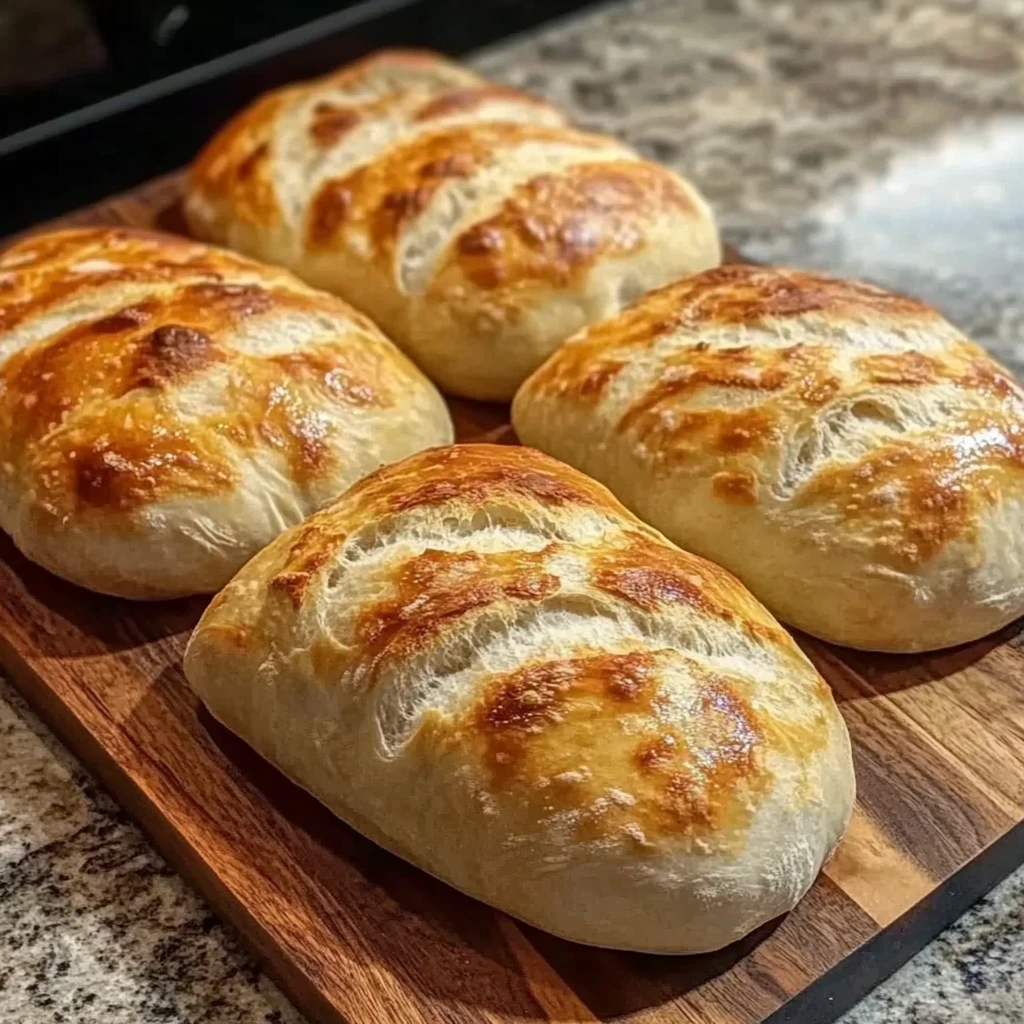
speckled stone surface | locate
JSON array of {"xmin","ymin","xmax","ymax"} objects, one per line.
[
  {"xmin": 0, "ymin": 678, "xmax": 305, "ymax": 1024},
  {"xmin": 474, "ymin": 0, "xmax": 1024, "ymax": 378},
  {"xmin": 3, "ymin": 1, "xmax": 1024, "ymax": 1022}
]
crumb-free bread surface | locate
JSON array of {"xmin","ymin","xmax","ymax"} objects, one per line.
[
  {"xmin": 184, "ymin": 49, "xmax": 721, "ymax": 400},
  {"xmin": 184, "ymin": 443, "xmax": 854, "ymax": 953},
  {"xmin": 0, "ymin": 227, "xmax": 453, "ymax": 598},
  {"xmin": 513, "ymin": 265, "xmax": 1024, "ymax": 652}
]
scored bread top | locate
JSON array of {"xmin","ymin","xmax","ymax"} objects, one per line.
[
  {"xmin": 513, "ymin": 264, "xmax": 1024, "ymax": 650},
  {"xmin": 185, "ymin": 49, "xmax": 721, "ymax": 400},
  {"xmin": 185, "ymin": 444, "xmax": 853, "ymax": 952},
  {"xmin": 189, "ymin": 49, "xmax": 563, "ymax": 240},
  {"xmin": 0, "ymin": 227, "xmax": 453, "ymax": 598}
]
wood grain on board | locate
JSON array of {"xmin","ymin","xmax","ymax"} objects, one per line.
[{"xmin": 2, "ymin": 173, "xmax": 1023, "ymax": 1024}]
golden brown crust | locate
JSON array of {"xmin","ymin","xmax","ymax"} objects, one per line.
[
  {"xmin": 522, "ymin": 265, "xmax": 1024, "ymax": 566},
  {"xmin": 210, "ymin": 445, "xmax": 838, "ymax": 799},
  {"xmin": 308, "ymin": 102, "xmax": 363, "ymax": 148},
  {"xmin": 261, "ymin": 446, "xmax": 802, "ymax": 671},
  {"xmin": 49, "ymin": 407, "xmax": 234, "ymax": 515},
  {"xmin": 0, "ymin": 227, "xmax": 453, "ymax": 596},
  {"xmin": 793, "ymin": 415, "xmax": 1024, "ymax": 566},
  {"xmin": 185, "ymin": 443, "xmax": 853, "ymax": 950},
  {"xmin": 358, "ymin": 548, "xmax": 561, "ymax": 675},
  {"xmin": 0, "ymin": 257, "xmax": 404, "ymax": 512},
  {"xmin": 439, "ymin": 160, "xmax": 694, "ymax": 292},
  {"xmin": 384, "ymin": 453, "xmax": 603, "ymax": 513},
  {"xmin": 437, "ymin": 648, "xmax": 777, "ymax": 849},
  {"xmin": 590, "ymin": 529, "xmax": 790, "ymax": 646},
  {"xmin": 514, "ymin": 266, "xmax": 1024, "ymax": 650},
  {"xmin": 307, "ymin": 123, "xmax": 509, "ymax": 252},
  {"xmin": 322, "ymin": 47, "xmax": 479, "ymax": 91},
  {"xmin": 0, "ymin": 229, "xmax": 263, "ymax": 334},
  {"xmin": 659, "ymin": 264, "xmax": 931, "ymax": 326},
  {"xmin": 189, "ymin": 92, "xmax": 287, "ymax": 229},
  {"xmin": 529, "ymin": 266, "xmax": 951, "ymax": 406},
  {"xmin": 306, "ymin": 123, "xmax": 604, "ymax": 259},
  {"xmin": 267, "ymin": 444, "xmax": 615, "ymax": 603},
  {"xmin": 414, "ymin": 84, "xmax": 554, "ymax": 122},
  {"xmin": 185, "ymin": 48, "xmax": 720, "ymax": 401},
  {"xmin": 359, "ymin": 443, "xmax": 618, "ymax": 512}
]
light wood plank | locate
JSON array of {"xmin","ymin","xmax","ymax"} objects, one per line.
[{"xmin": 824, "ymin": 807, "xmax": 935, "ymax": 926}]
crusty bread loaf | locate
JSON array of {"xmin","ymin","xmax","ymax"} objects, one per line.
[
  {"xmin": 184, "ymin": 443, "xmax": 853, "ymax": 953},
  {"xmin": 184, "ymin": 49, "xmax": 720, "ymax": 401},
  {"xmin": 513, "ymin": 265, "xmax": 1024, "ymax": 652},
  {"xmin": 0, "ymin": 227, "xmax": 452, "ymax": 599}
]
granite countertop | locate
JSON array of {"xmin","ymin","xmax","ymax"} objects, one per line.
[{"xmin": 4, "ymin": 0, "xmax": 1024, "ymax": 1021}]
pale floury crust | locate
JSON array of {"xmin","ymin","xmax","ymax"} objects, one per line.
[
  {"xmin": 184, "ymin": 444, "xmax": 854, "ymax": 953},
  {"xmin": 0, "ymin": 227, "xmax": 453, "ymax": 598},
  {"xmin": 513, "ymin": 265, "xmax": 1024, "ymax": 652},
  {"xmin": 184, "ymin": 49, "xmax": 721, "ymax": 401}
]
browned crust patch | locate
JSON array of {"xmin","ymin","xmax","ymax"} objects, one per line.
[
  {"xmin": 357, "ymin": 548, "xmax": 560, "ymax": 672},
  {"xmin": 0, "ymin": 231, "xmax": 411, "ymax": 525},
  {"xmin": 189, "ymin": 90, "xmax": 286, "ymax": 228},
  {"xmin": 422, "ymin": 648, "xmax": 778, "ymax": 851},
  {"xmin": 414, "ymin": 85, "xmax": 557, "ymax": 122},
  {"xmin": 794, "ymin": 417, "xmax": 1024, "ymax": 566},
  {"xmin": 444, "ymin": 160, "xmax": 694, "ymax": 293}
]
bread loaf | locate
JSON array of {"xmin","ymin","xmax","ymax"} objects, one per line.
[
  {"xmin": 0, "ymin": 227, "xmax": 452, "ymax": 598},
  {"xmin": 184, "ymin": 49, "xmax": 720, "ymax": 401},
  {"xmin": 513, "ymin": 265, "xmax": 1024, "ymax": 651},
  {"xmin": 184, "ymin": 443, "xmax": 853, "ymax": 953}
]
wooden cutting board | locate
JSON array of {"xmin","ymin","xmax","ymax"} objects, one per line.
[{"xmin": 3, "ymin": 174, "xmax": 1024, "ymax": 1024}]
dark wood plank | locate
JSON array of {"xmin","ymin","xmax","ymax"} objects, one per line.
[
  {"xmin": 526, "ymin": 877, "xmax": 877, "ymax": 1024},
  {"xmin": 844, "ymin": 636, "xmax": 1024, "ymax": 810},
  {"xmin": 2, "ymin": 172, "xmax": 1024, "ymax": 1024},
  {"xmin": 805, "ymin": 641, "xmax": 1015, "ymax": 881},
  {"xmin": 0, "ymin": 516, "xmax": 579, "ymax": 1024}
]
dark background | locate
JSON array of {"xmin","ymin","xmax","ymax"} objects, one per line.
[
  {"xmin": 0, "ymin": 0, "xmax": 599, "ymax": 233},
  {"xmin": 0, "ymin": 0, "xmax": 573, "ymax": 138}
]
